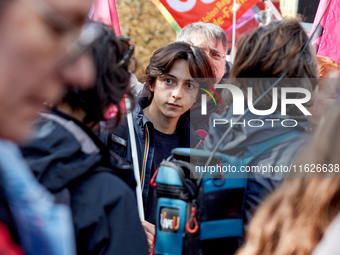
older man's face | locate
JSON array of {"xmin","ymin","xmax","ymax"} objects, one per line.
[
  {"xmin": 0, "ymin": 0, "xmax": 93, "ymax": 142},
  {"xmin": 193, "ymin": 40, "xmax": 226, "ymax": 81}
]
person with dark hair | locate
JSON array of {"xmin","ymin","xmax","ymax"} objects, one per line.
[
  {"xmin": 20, "ymin": 22, "xmax": 148, "ymax": 255},
  {"xmin": 101, "ymin": 41, "xmax": 215, "ymax": 252},
  {"xmin": 206, "ymin": 19, "xmax": 318, "ymax": 226},
  {"xmin": 0, "ymin": 0, "xmax": 95, "ymax": 253}
]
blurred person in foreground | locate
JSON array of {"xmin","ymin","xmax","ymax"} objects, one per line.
[
  {"xmin": 21, "ymin": 22, "xmax": 149, "ymax": 255},
  {"xmin": 0, "ymin": 0, "xmax": 95, "ymax": 253},
  {"xmin": 205, "ymin": 19, "xmax": 318, "ymax": 226},
  {"xmin": 307, "ymin": 55, "xmax": 340, "ymax": 124},
  {"xmin": 236, "ymin": 104, "xmax": 340, "ymax": 255}
]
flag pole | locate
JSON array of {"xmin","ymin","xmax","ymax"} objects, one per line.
[
  {"xmin": 230, "ymin": 0, "xmax": 240, "ymax": 63},
  {"xmin": 265, "ymin": 0, "xmax": 282, "ymax": 21},
  {"xmin": 125, "ymin": 98, "xmax": 145, "ymax": 222},
  {"xmin": 108, "ymin": 0, "xmax": 121, "ymax": 36}
]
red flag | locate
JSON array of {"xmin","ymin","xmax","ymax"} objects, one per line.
[
  {"xmin": 91, "ymin": 0, "xmax": 121, "ymax": 36},
  {"xmin": 158, "ymin": 0, "xmax": 259, "ymax": 31},
  {"xmin": 311, "ymin": 0, "xmax": 340, "ymax": 62}
]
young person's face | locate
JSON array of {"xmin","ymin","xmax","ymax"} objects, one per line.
[
  {"xmin": 0, "ymin": 0, "xmax": 93, "ymax": 142},
  {"xmin": 150, "ymin": 59, "xmax": 199, "ymax": 120}
]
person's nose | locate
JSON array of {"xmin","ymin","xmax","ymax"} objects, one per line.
[
  {"xmin": 59, "ymin": 51, "xmax": 96, "ymax": 90},
  {"xmin": 172, "ymin": 84, "xmax": 183, "ymax": 100}
]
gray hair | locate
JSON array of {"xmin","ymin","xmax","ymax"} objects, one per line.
[{"xmin": 176, "ymin": 22, "xmax": 227, "ymax": 50}]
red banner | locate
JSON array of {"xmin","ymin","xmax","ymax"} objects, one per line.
[
  {"xmin": 158, "ymin": 0, "xmax": 259, "ymax": 31},
  {"xmin": 91, "ymin": 0, "xmax": 121, "ymax": 36},
  {"xmin": 311, "ymin": 0, "xmax": 340, "ymax": 62}
]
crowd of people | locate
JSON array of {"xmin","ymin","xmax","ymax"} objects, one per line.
[{"xmin": 0, "ymin": 0, "xmax": 339, "ymax": 254}]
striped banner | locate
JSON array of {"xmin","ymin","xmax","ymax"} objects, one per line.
[{"xmin": 150, "ymin": 0, "xmax": 181, "ymax": 32}]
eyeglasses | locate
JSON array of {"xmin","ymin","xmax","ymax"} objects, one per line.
[
  {"xmin": 208, "ymin": 50, "xmax": 226, "ymax": 62},
  {"xmin": 19, "ymin": 0, "xmax": 79, "ymax": 38},
  {"xmin": 201, "ymin": 47, "xmax": 226, "ymax": 62},
  {"xmin": 63, "ymin": 23, "xmax": 104, "ymax": 65},
  {"xmin": 18, "ymin": 0, "xmax": 102, "ymax": 65}
]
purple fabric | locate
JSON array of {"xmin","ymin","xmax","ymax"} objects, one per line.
[
  {"xmin": 225, "ymin": 8, "xmax": 255, "ymax": 35},
  {"xmin": 311, "ymin": 0, "xmax": 340, "ymax": 62}
]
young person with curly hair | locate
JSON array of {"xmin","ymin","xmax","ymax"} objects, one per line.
[{"xmin": 21, "ymin": 22, "xmax": 148, "ymax": 255}]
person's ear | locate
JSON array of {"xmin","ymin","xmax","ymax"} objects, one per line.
[
  {"xmin": 149, "ymin": 80, "xmax": 156, "ymax": 93},
  {"xmin": 150, "ymin": 84, "xmax": 155, "ymax": 92}
]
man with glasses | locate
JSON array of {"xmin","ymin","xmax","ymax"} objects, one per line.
[
  {"xmin": 0, "ymin": 0, "xmax": 95, "ymax": 253},
  {"xmin": 176, "ymin": 22, "xmax": 228, "ymax": 81},
  {"xmin": 176, "ymin": 22, "xmax": 229, "ymax": 133}
]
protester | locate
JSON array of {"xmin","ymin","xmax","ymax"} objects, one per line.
[
  {"xmin": 0, "ymin": 0, "xmax": 94, "ymax": 253},
  {"xmin": 176, "ymin": 22, "xmax": 227, "ymax": 80},
  {"xmin": 21, "ymin": 22, "xmax": 149, "ymax": 255},
  {"xmin": 308, "ymin": 55, "xmax": 340, "ymax": 124},
  {"xmin": 101, "ymin": 41, "xmax": 215, "ymax": 251},
  {"xmin": 236, "ymin": 104, "xmax": 340, "ymax": 255},
  {"xmin": 205, "ymin": 19, "xmax": 318, "ymax": 227},
  {"xmin": 177, "ymin": 22, "xmax": 229, "ymax": 132}
]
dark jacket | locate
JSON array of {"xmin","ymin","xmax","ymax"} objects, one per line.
[
  {"xmin": 205, "ymin": 105, "xmax": 313, "ymax": 224},
  {"xmin": 101, "ymin": 97, "xmax": 202, "ymax": 214},
  {"xmin": 21, "ymin": 110, "xmax": 148, "ymax": 255}
]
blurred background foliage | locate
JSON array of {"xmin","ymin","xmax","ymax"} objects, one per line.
[{"xmin": 116, "ymin": 0, "xmax": 177, "ymax": 81}]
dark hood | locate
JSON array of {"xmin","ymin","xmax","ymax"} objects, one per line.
[
  {"xmin": 21, "ymin": 110, "xmax": 134, "ymax": 193},
  {"xmin": 205, "ymin": 104, "xmax": 312, "ymax": 153}
]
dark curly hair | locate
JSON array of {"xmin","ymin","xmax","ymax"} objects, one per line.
[
  {"xmin": 62, "ymin": 21, "xmax": 134, "ymax": 127},
  {"xmin": 144, "ymin": 41, "xmax": 216, "ymax": 100},
  {"xmin": 225, "ymin": 19, "xmax": 318, "ymax": 116}
]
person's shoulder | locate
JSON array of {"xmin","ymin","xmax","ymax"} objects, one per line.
[
  {"xmin": 22, "ymin": 116, "xmax": 79, "ymax": 155},
  {"xmin": 251, "ymin": 131, "xmax": 310, "ymax": 176},
  {"xmin": 100, "ymin": 117, "xmax": 130, "ymax": 158},
  {"xmin": 75, "ymin": 167, "xmax": 135, "ymax": 199}
]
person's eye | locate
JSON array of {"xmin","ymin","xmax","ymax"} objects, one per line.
[
  {"xmin": 164, "ymin": 79, "xmax": 174, "ymax": 85},
  {"xmin": 210, "ymin": 51, "xmax": 220, "ymax": 57},
  {"xmin": 48, "ymin": 22, "xmax": 68, "ymax": 36},
  {"xmin": 45, "ymin": 16, "xmax": 71, "ymax": 37},
  {"xmin": 185, "ymin": 83, "xmax": 196, "ymax": 90}
]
